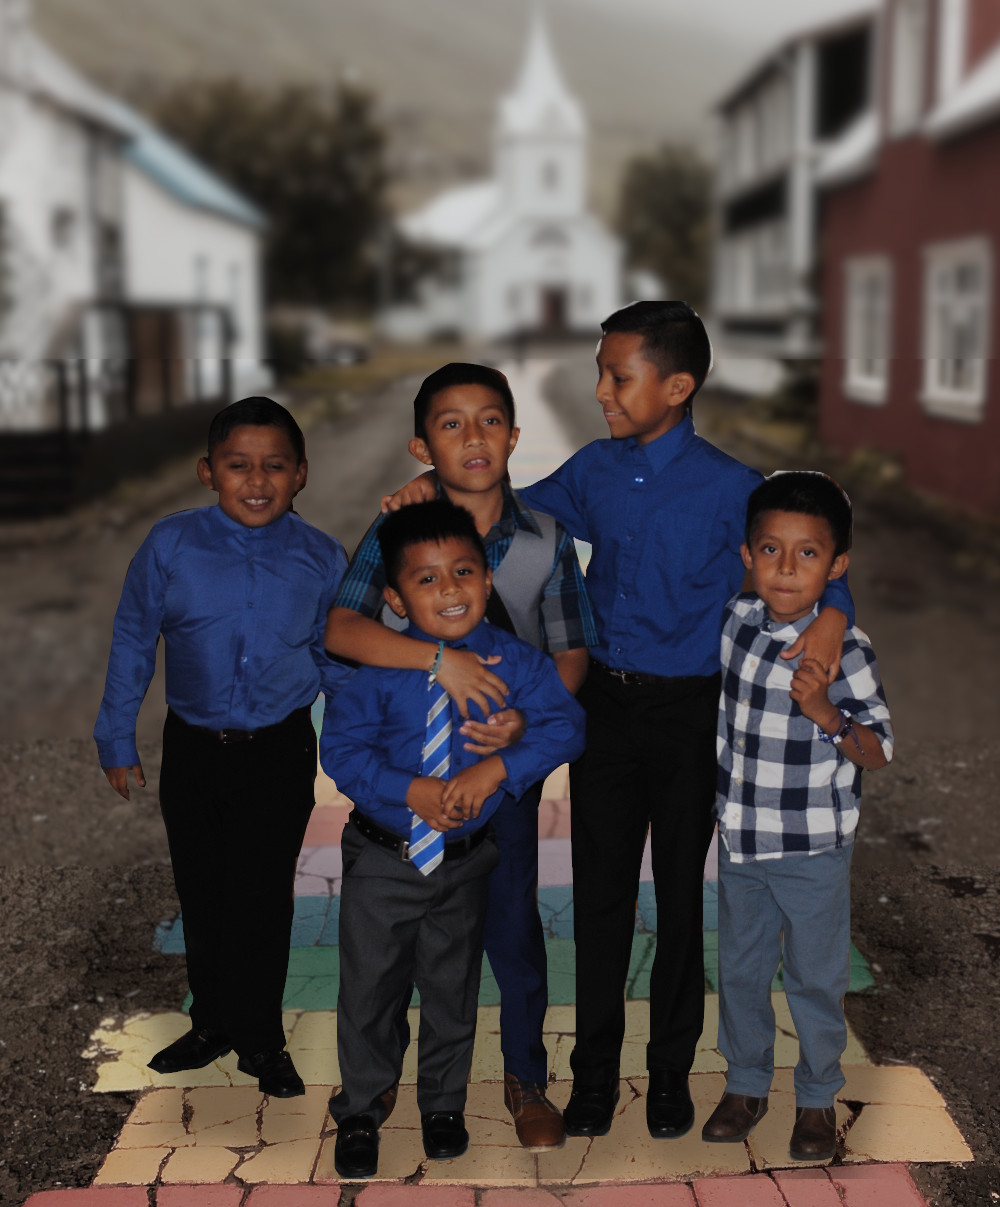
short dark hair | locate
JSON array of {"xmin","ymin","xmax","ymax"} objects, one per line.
[
  {"xmin": 207, "ymin": 396, "xmax": 305, "ymax": 464},
  {"xmin": 378, "ymin": 498, "xmax": 488, "ymax": 591},
  {"xmin": 412, "ymin": 362, "xmax": 516, "ymax": 441},
  {"xmin": 745, "ymin": 471, "xmax": 853, "ymax": 556},
  {"xmin": 601, "ymin": 300, "xmax": 712, "ymax": 409}
]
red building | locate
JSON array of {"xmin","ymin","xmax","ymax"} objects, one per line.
[{"xmin": 817, "ymin": 0, "xmax": 1000, "ymax": 515}]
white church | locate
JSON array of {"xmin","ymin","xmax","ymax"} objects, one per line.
[{"xmin": 382, "ymin": 9, "xmax": 621, "ymax": 343}]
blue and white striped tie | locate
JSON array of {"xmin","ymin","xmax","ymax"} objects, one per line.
[{"xmin": 409, "ymin": 682, "xmax": 451, "ymax": 874}]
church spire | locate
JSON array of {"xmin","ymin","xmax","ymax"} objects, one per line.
[{"xmin": 497, "ymin": 5, "xmax": 585, "ymax": 137}]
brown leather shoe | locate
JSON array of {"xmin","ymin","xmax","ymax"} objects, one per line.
[
  {"xmin": 379, "ymin": 1081, "xmax": 399, "ymax": 1122},
  {"xmin": 789, "ymin": 1105, "xmax": 837, "ymax": 1160},
  {"xmin": 701, "ymin": 1092, "xmax": 768, "ymax": 1142},
  {"xmin": 503, "ymin": 1072, "xmax": 565, "ymax": 1150}
]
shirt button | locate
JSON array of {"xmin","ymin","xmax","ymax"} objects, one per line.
[
  {"xmin": 248, "ymin": 602, "xmax": 254, "ymax": 608},
  {"xmin": 736, "ymin": 738, "xmax": 745, "ymax": 748},
  {"xmin": 748, "ymin": 658, "xmax": 757, "ymax": 669},
  {"xmin": 634, "ymin": 476, "xmax": 645, "ymax": 484},
  {"xmin": 241, "ymin": 656, "xmax": 248, "ymax": 664},
  {"xmin": 741, "ymin": 698, "xmax": 750, "ymax": 707},
  {"xmin": 626, "ymin": 532, "xmax": 634, "ymax": 541},
  {"xmin": 735, "ymin": 775, "xmax": 743, "ymax": 785},
  {"xmin": 619, "ymin": 592, "xmax": 627, "ymax": 600}
]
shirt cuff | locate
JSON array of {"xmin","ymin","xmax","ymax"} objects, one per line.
[
  {"xmin": 373, "ymin": 765, "xmax": 419, "ymax": 807},
  {"xmin": 95, "ymin": 738, "xmax": 141, "ymax": 769}
]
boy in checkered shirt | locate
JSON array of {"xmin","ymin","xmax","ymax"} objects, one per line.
[{"xmin": 703, "ymin": 471, "xmax": 892, "ymax": 1163}]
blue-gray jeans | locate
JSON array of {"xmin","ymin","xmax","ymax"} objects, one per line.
[{"xmin": 717, "ymin": 841, "xmax": 854, "ymax": 1107}]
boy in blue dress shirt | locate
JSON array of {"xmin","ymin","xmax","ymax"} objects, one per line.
[
  {"xmin": 703, "ymin": 472, "xmax": 891, "ymax": 1161},
  {"xmin": 94, "ymin": 396, "xmax": 349, "ymax": 1098},
  {"xmin": 321, "ymin": 498, "xmax": 585, "ymax": 1179},
  {"xmin": 384, "ymin": 301, "xmax": 854, "ymax": 1140}
]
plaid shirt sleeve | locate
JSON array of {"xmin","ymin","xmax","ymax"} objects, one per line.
[
  {"xmin": 332, "ymin": 516, "xmax": 388, "ymax": 618},
  {"xmin": 537, "ymin": 524, "xmax": 599, "ymax": 653}
]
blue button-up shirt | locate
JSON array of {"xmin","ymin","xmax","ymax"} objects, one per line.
[
  {"xmin": 519, "ymin": 414, "xmax": 853, "ymax": 678},
  {"xmin": 94, "ymin": 505, "xmax": 349, "ymax": 768},
  {"xmin": 320, "ymin": 619, "xmax": 586, "ymax": 839}
]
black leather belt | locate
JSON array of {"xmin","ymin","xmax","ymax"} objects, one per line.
[
  {"xmin": 590, "ymin": 658, "xmax": 672, "ymax": 688},
  {"xmin": 187, "ymin": 706, "xmax": 311, "ymax": 744},
  {"xmin": 349, "ymin": 810, "xmax": 489, "ymax": 862}
]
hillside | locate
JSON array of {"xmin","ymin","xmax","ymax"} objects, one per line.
[{"xmin": 32, "ymin": 0, "xmax": 748, "ymax": 219}]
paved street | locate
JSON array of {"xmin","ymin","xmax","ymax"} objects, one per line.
[{"xmin": 2, "ymin": 349, "xmax": 999, "ymax": 1206}]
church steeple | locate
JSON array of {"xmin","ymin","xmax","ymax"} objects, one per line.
[
  {"xmin": 498, "ymin": 5, "xmax": 585, "ymax": 138},
  {"xmin": 494, "ymin": 5, "xmax": 586, "ymax": 218}
]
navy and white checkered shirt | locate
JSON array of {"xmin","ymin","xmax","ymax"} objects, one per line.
[
  {"xmin": 715, "ymin": 593, "xmax": 893, "ymax": 862},
  {"xmin": 334, "ymin": 483, "xmax": 597, "ymax": 655}
]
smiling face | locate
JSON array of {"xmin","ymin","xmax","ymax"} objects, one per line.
[
  {"xmin": 595, "ymin": 331, "xmax": 693, "ymax": 445},
  {"xmin": 409, "ymin": 384, "xmax": 519, "ymax": 498},
  {"xmin": 742, "ymin": 509, "xmax": 850, "ymax": 624},
  {"xmin": 197, "ymin": 424, "xmax": 306, "ymax": 528},
  {"xmin": 383, "ymin": 536, "xmax": 492, "ymax": 641}
]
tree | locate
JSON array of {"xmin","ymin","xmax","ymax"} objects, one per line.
[
  {"xmin": 149, "ymin": 79, "xmax": 388, "ymax": 307},
  {"xmin": 616, "ymin": 144, "xmax": 713, "ymax": 311}
]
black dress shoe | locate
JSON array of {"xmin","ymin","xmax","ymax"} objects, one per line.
[
  {"xmin": 237, "ymin": 1048, "xmax": 305, "ymax": 1097},
  {"xmin": 334, "ymin": 1113, "xmax": 380, "ymax": 1178},
  {"xmin": 562, "ymin": 1078, "xmax": 620, "ymax": 1137},
  {"xmin": 148, "ymin": 1026, "xmax": 232, "ymax": 1074},
  {"xmin": 421, "ymin": 1110, "xmax": 469, "ymax": 1160},
  {"xmin": 646, "ymin": 1069, "xmax": 695, "ymax": 1138}
]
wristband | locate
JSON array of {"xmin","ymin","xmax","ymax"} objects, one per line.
[
  {"xmin": 816, "ymin": 709, "xmax": 851, "ymax": 744},
  {"xmin": 428, "ymin": 640, "xmax": 445, "ymax": 683}
]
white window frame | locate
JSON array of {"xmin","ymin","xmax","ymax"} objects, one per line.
[
  {"xmin": 920, "ymin": 236, "xmax": 991, "ymax": 423},
  {"xmin": 843, "ymin": 256, "xmax": 892, "ymax": 404},
  {"xmin": 889, "ymin": 0, "xmax": 929, "ymax": 136},
  {"xmin": 935, "ymin": 0, "xmax": 967, "ymax": 105}
]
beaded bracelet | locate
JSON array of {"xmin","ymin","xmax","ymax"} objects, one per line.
[
  {"xmin": 428, "ymin": 640, "xmax": 445, "ymax": 683},
  {"xmin": 816, "ymin": 708, "xmax": 852, "ymax": 744},
  {"xmin": 817, "ymin": 708, "xmax": 862, "ymax": 753}
]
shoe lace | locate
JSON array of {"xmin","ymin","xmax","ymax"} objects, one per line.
[{"xmin": 518, "ymin": 1080, "xmax": 548, "ymax": 1106}]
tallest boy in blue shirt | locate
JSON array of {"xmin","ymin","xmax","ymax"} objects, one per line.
[{"xmin": 386, "ymin": 300, "xmax": 853, "ymax": 1140}]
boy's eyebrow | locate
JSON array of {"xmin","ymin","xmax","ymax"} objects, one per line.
[{"xmin": 430, "ymin": 402, "xmax": 506, "ymax": 417}]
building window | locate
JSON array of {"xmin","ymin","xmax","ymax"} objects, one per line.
[
  {"xmin": 889, "ymin": 0, "xmax": 929, "ymax": 135},
  {"xmin": 51, "ymin": 207, "xmax": 76, "ymax": 251},
  {"xmin": 843, "ymin": 256, "xmax": 892, "ymax": 404},
  {"xmin": 531, "ymin": 225, "xmax": 569, "ymax": 248},
  {"xmin": 921, "ymin": 236, "xmax": 991, "ymax": 422}
]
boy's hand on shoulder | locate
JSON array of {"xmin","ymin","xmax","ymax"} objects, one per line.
[
  {"xmin": 441, "ymin": 755, "xmax": 506, "ymax": 819},
  {"xmin": 437, "ymin": 647, "xmax": 509, "ymax": 718},
  {"xmin": 781, "ymin": 606, "xmax": 847, "ymax": 682},
  {"xmin": 103, "ymin": 764, "xmax": 146, "ymax": 801},
  {"xmin": 380, "ymin": 471, "xmax": 438, "ymax": 513},
  {"xmin": 460, "ymin": 708, "xmax": 526, "ymax": 754},
  {"xmin": 789, "ymin": 658, "xmax": 836, "ymax": 727},
  {"xmin": 406, "ymin": 776, "xmax": 464, "ymax": 831}
]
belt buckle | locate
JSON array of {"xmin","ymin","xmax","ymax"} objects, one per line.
[
  {"xmin": 609, "ymin": 666, "xmax": 631, "ymax": 684},
  {"xmin": 219, "ymin": 728, "xmax": 252, "ymax": 744},
  {"xmin": 400, "ymin": 840, "xmax": 411, "ymax": 862}
]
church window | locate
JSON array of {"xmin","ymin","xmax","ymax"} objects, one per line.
[{"xmin": 531, "ymin": 226, "xmax": 569, "ymax": 248}]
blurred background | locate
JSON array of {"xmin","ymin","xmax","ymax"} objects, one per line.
[{"xmin": 2, "ymin": 0, "xmax": 999, "ymax": 758}]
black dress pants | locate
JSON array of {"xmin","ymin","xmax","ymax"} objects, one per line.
[
  {"xmin": 568, "ymin": 666, "xmax": 719, "ymax": 1083},
  {"xmin": 158, "ymin": 707, "xmax": 316, "ymax": 1056}
]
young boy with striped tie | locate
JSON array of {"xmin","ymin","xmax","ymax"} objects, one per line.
[{"xmin": 320, "ymin": 499, "xmax": 585, "ymax": 1179}]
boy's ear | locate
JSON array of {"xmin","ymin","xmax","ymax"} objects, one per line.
[
  {"xmin": 828, "ymin": 551, "xmax": 850, "ymax": 581},
  {"xmin": 485, "ymin": 566, "xmax": 493, "ymax": 598},
  {"xmin": 740, "ymin": 541, "xmax": 753, "ymax": 571},
  {"xmin": 666, "ymin": 371, "xmax": 696, "ymax": 408},
  {"xmin": 294, "ymin": 458, "xmax": 308, "ymax": 495},
  {"xmin": 507, "ymin": 426, "xmax": 520, "ymax": 457},
  {"xmin": 383, "ymin": 584, "xmax": 408, "ymax": 619},
  {"xmin": 409, "ymin": 437, "xmax": 434, "ymax": 466},
  {"xmin": 196, "ymin": 456, "xmax": 216, "ymax": 491}
]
